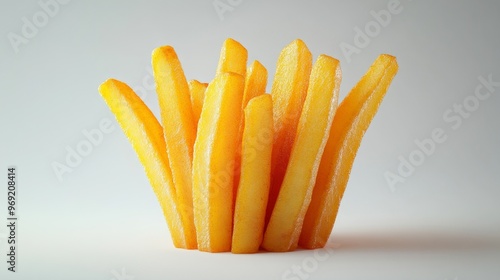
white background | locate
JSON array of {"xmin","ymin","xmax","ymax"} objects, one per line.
[{"xmin": 1, "ymin": 0, "xmax": 499, "ymax": 279}]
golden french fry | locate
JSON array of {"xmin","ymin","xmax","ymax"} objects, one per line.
[
  {"xmin": 266, "ymin": 39, "xmax": 312, "ymax": 223},
  {"xmin": 299, "ymin": 55, "xmax": 398, "ymax": 249},
  {"xmin": 192, "ymin": 72, "xmax": 244, "ymax": 252},
  {"xmin": 152, "ymin": 46, "xmax": 197, "ymax": 249},
  {"xmin": 242, "ymin": 61, "xmax": 268, "ymax": 108},
  {"xmin": 215, "ymin": 38, "xmax": 248, "ymax": 76},
  {"xmin": 98, "ymin": 79, "xmax": 190, "ymax": 248},
  {"xmin": 232, "ymin": 60, "xmax": 268, "ymax": 206},
  {"xmin": 232, "ymin": 94, "xmax": 273, "ymax": 254},
  {"xmin": 188, "ymin": 80, "xmax": 208, "ymax": 127},
  {"xmin": 262, "ymin": 55, "xmax": 341, "ymax": 251}
]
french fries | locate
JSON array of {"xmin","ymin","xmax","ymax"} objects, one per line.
[
  {"xmin": 188, "ymin": 80, "xmax": 208, "ymax": 127},
  {"xmin": 232, "ymin": 94, "xmax": 273, "ymax": 254},
  {"xmin": 300, "ymin": 55, "xmax": 399, "ymax": 249},
  {"xmin": 216, "ymin": 38, "xmax": 248, "ymax": 76},
  {"xmin": 98, "ymin": 79, "xmax": 190, "ymax": 248},
  {"xmin": 262, "ymin": 55, "xmax": 341, "ymax": 252},
  {"xmin": 242, "ymin": 61, "xmax": 268, "ymax": 108},
  {"xmin": 99, "ymin": 39, "xmax": 398, "ymax": 253},
  {"xmin": 192, "ymin": 73, "xmax": 244, "ymax": 252},
  {"xmin": 232, "ymin": 60, "xmax": 268, "ymax": 208},
  {"xmin": 152, "ymin": 46, "xmax": 198, "ymax": 249},
  {"xmin": 266, "ymin": 39, "xmax": 312, "ymax": 224}
]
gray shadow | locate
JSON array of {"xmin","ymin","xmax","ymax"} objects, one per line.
[{"xmin": 330, "ymin": 230, "xmax": 500, "ymax": 252}]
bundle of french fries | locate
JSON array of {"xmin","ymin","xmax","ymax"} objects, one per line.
[{"xmin": 99, "ymin": 38, "xmax": 398, "ymax": 253}]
